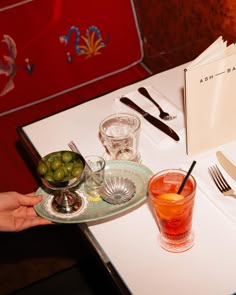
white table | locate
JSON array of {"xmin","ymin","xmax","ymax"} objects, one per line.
[{"xmin": 19, "ymin": 63, "xmax": 236, "ymax": 295}]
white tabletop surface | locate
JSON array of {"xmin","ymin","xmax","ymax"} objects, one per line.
[{"xmin": 22, "ymin": 63, "xmax": 236, "ymax": 295}]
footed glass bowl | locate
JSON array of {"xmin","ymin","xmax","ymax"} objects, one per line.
[{"xmin": 37, "ymin": 150, "xmax": 85, "ymax": 213}]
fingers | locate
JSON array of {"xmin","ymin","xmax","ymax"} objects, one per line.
[
  {"xmin": 26, "ymin": 192, "xmax": 37, "ymax": 197},
  {"xmin": 17, "ymin": 194, "xmax": 43, "ymax": 207}
]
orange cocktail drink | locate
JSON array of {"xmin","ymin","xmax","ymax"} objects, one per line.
[{"xmin": 148, "ymin": 169, "xmax": 196, "ymax": 253}]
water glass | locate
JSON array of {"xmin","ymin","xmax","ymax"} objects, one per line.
[{"xmin": 99, "ymin": 113, "xmax": 141, "ymax": 162}]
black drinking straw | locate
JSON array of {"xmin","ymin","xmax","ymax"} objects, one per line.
[{"xmin": 177, "ymin": 160, "xmax": 196, "ymax": 194}]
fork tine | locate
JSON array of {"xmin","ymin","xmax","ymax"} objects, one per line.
[
  {"xmin": 208, "ymin": 165, "xmax": 231, "ymax": 193},
  {"xmin": 214, "ymin": 165, "xmax": 231, "ymax": 191},
  {"xmin": 208, "ymin": 166, "xmax": 223, "ymax": 192}
]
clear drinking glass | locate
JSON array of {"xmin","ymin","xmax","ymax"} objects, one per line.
[
  {"xmin": 99, "ymin": 113, "xmax": 141, "ymax": 162},
  {"xmin": 148, "ymin": 169, "xmax": 196, "ymax": 253},
  {"xmin": 83, "ymin": 155, "xmax": 106, "ymax": 198}
]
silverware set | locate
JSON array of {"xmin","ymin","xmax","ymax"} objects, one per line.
[
  {"xmin": 120, "ymin": 86, "xmax": 179, "ymax": 142},
  {"xmin": 208, "ymin": 151, "xmax": 236, "ymax": 198}
]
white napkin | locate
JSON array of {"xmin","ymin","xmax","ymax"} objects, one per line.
[
  {"xmin": 182, "ymin": 140, "xmax": 236, "ymax": 224},
  {"xmin": 113, "ymin": 86, "xmax": 185, "ymax": 148}
]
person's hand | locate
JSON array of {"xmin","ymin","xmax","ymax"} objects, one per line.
[{"xmin": 0, "ymin": 191, "xmax": 52, "ymax": 232}]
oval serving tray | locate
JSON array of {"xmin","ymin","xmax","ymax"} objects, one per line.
[{"xmin": 34, "ymin": 160, "xmax": 153, "ymax": 223}]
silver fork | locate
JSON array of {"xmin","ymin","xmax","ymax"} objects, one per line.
[
  {"xmin": 208, "ymin": 165, "xmax": 236, "ymax": 198},
  {"xmin": 138, "ymin": 87, "xmax": 177, "ymax": 121}
]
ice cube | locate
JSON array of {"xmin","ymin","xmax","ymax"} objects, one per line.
[
  {"xmin": 106, "ymin": 124, "xmax": 130, "ymax": 137},
  {"xmin": 163, "ymin": 172, "xmax": 184, "ymax": 185}
]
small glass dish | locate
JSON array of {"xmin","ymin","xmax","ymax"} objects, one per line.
[{"xmin": 99, "ymin": 176, "xmax": 136, "ymax": 204}]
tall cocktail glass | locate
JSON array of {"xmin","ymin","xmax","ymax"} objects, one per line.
[{"xmin": 148, "ymin": 169, "xmax": 196, "ymax": 253}]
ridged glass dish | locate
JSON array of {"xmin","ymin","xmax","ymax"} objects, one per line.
[{"xmin": 99, "ymin": 176, "xmax": 136, "ymax": 204}]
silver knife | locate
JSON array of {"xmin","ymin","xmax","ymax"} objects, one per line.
[
  {"xmin": 120, "ymin": 97, "xmax": 180, "ymax": 141},
  {"xmin": 216, "ymin": 151, "xmax": 236, "ymax": 181}
]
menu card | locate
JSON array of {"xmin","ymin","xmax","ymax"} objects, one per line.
[{"xmin": 184, "ymin": 36, "xmax": 236, "ymax": 156}]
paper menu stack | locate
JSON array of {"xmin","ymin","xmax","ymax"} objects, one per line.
[{"xmin": 184, "ymin": 36, "xmax": 236, "ymax": 156}]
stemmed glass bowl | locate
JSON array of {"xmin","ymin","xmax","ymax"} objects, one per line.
[{"xmin": 37, "ymin": 150, "xmax": 86, "ymax": 213}]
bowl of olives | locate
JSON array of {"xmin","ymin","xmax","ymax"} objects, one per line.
[
  {"xmin": 38, "ymin": 150, "xmax": 85, "ymax": 188},
  {"xmin": 37, "ymin": 151, "xmax": 86, "ymax": 213}
]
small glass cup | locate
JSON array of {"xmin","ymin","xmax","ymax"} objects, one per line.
[
  {"xmin": 99, "ymin": 113, "xmax": 141, "ymax": 162},
  {"xmin": 84, "ymin": 156, "xmax": 106, "ymax": 198},
  {"xmin": 148, "ymin": 169, "xmax": 196, "ymax": 253}
]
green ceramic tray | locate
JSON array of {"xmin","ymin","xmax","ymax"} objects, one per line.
[{"xmin": 34, "ymin": 160, "xmax": 153, "ymax": 223}]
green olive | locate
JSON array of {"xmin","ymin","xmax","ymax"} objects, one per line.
[
  {"xmin": 46, "ymin": 153, "xmax": 57, "ymax": 162},
  {"xmin": 51, "ymin": 159, "xmax": 62, "ymax": 171},
  {"xmin": 44, "ymin": 174, "xmax": 54, "ymax": 182},
  {"xmin": 62, "ymin": 151, "xmax": 73, "ymax": 163},
  {"xmin": 45, "ymin": 170, "xmax": 53, "ymax": 178},
  {"xmin": 62, "ymin": 166, "xmax": 69, "ymax": 177},
  {"xmin": 53, "ymin": 168, "xmax": 65, "ymax": 181},
  {"xmin": 71, "ymin": 166, "xmax": 83, "ymax": 177},
  {"xmin": 64, "ymin": 162, "xmax": 74, "ymax": 172},
  {"xmin": 37, "ymin": 162, "xmax": 48, "ymax": 175},
  {"xmin": 73, "ymin": 160, "xmax": 83, "ymax": 168}
]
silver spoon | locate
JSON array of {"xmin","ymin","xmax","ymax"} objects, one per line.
[
  {"xmin": 68, "ymin": 140, "xmax": 93, "ymax": 174},
  {"xmin": 68, "ymin": 141, "xmax": 101, "ymax": 185},
  {"xmin": 138, "ymin": 87, "xmax": 176, "ymax": 121}
]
